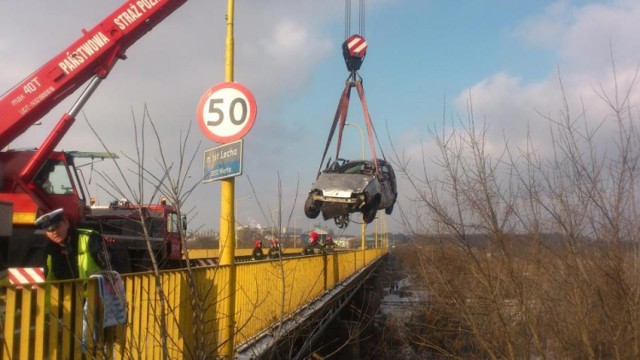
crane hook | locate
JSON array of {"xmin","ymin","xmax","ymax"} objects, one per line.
[{"xmin": 342, "ymin": 34, "xmax": 367, "ymax": 72}]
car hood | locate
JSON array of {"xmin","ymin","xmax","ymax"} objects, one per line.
[{"xmin": 311, "ymin": 173, "xmax": 373, "ymax": 193}]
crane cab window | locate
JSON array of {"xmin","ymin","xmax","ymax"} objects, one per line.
[
  {"xmin": 35, "ymin": 160, "xmax": 73, "ymax": 195},
  {"xmin": 167, "ymin": 212, "xmax": 179, "ymax": 234}
]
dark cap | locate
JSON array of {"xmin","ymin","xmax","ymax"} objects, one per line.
[{"xmin": 34, "ymin": 208, "xmax": 65, "ymax": 231}]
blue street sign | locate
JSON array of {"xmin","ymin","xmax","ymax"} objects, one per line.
[{"xmin": 203, "ymin": 139, "xmax": 243, "ymax": 183}]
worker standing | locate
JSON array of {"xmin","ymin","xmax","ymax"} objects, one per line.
[
  {"xmin": 251, "ymin": 240, "xmax": 265, "ymax": 260},
  {"xmin": 36, "ymin": 207, "xmax": 123, "ymax": 354},
  {"xmin": 325, "ymin": 235, "xmax": 335, "ymax": 252},
  {"xmin": 35, "ymin": 208, "xmax": 116, "ymax": 280},
  {"xmin": 303, "ymin": 231, "xmax": 321, "ymax": 255},
  {"xmin": 268, "ymin": 238, "xmax": 281, "ymax": 259}
]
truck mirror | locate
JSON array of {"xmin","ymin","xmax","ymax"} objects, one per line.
[{"xmin": 182, "ymin": 215, "xmax": 187, "ymax": 231}]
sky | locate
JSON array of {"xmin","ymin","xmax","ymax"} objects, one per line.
[{"xmin": 2, "ymin": 0, "xmax": 640, "ymax": 236}]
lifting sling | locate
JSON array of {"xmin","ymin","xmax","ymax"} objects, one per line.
[
  {"xmin": 316, "ymin": 68, "xmax": 386, "ymax": 181},
  {"xmin": 316, "ymin": 1, "xmax": 386, "ymax": 180}
]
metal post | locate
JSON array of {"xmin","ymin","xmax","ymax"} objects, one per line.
[
  {"xmin": 375, "ymin": 216, "xmax": 378, "ymax": 249},
  {"xmin": 220, "ymin": 0, "xmax": 236, "ymax": 358},
  {"xmin": 294, "ymin": 216, "xmax": 302, "ymax": 248},
  {"xmin": 346, "ymin": 122, "xmax": 367, "ymax": 261},
  {"xmin": 345, "ymin": 121, "xmax": 364, "ymax": 160}
]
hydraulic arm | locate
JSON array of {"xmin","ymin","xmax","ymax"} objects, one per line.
[
  {"xmin": 0, "ymin": 0, "xmax": 188, "ymax": 150},
  {"xmin": 0, "ymin": 0, "xmax": 189, "ymax": 222},
  {"xmin": 0, "ymin": 0, "xmax": 193, "ymax": 269}
]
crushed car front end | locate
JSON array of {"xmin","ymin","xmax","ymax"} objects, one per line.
[{"xmin": 306, "ymin": 172, "xmax": 380, "ymax": 220}]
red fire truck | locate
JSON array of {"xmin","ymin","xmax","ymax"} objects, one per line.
[
  {"xmin": 86, "ymin": 198, "xmax": 186, "ymax": 272},
  {"xmin": 0, "ymin": 0, "xmax": 194, "ymax": 271}
]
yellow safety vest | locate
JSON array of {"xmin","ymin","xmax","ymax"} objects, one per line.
[{"xmin": 46, "ymin": 228, "xmax": 103, "ymax": 281}]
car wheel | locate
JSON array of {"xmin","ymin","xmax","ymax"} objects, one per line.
[
  {"xmin": 304, "ymin": 196, "xmax": 320, "ymax": 219},
  {"xmin": 362, "ymin": 197, "xmax": 379, "ymax": 224},
  {"xmin": 385, "ymin": 202, "xmax": 395, "ymax": 215}
]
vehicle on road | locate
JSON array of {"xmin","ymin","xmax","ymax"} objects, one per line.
[{"xmin": 304, "ymin": 158, "xmax": 397, "ymax": 228}]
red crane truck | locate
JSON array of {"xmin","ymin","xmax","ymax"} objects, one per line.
[{"xmin": 0, "ymin": 0, "xmax": 193, "ymax": 272}]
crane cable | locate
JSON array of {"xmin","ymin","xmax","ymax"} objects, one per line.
[
  {"xmin": 345, "ymin": 0, "xmax": 350, "ymax": 40},
  {"xmin": 316, "ymin": 75, "xmax": 386, "ymax": 177},
  {"xmin": 360, "ymin": 0, "xmax": 365, "ymax": 38},
  {"xmin": 317, "ymin": 0, "xmax": 389, "ymax": 179},
  {"xmin": 345, "ymin": 0, "xmax": 365, "ymax": 39}
]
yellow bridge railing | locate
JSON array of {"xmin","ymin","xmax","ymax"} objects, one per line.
[{"xmin": 1, "ymin": 248, "xmax": 386, "ymax": 359}]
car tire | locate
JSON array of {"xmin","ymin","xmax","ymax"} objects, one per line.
[
  {"xmin": 304, "ymin": 196, "xmax": 320, "ymax": 219},
  {"xmin": 385, "ymin": 202, "xmax": 395, "ymax": 215},
  {"xmin": 362, "ymin": 197, "xmax": 379, "ymax": 224}
]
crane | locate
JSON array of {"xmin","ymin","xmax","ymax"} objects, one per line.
[
  {"xmin": 306, "ymin": 0, "xmax": 397, "ymax": 229},
  {"xmin": 0, "ymin": 0, "xmax": 192, "ymax": 269}
]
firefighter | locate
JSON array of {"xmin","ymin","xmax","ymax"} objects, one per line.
[
  {"xmin": 251, "ymin": 240, "xmax": 265, "ymax": 260},
  {"xmin": 268, "ymin": 238, "xmax": 281, "ymax": 259},
  {"xmin": 325, "ymin": 235, "xmax": 335, "ymax": 252},
  {"xmin": 303, "ymin": 231, "xmax": 321, "ymax": 255},
  {"xmin": 35, "ymin": 208, "xmax": 115, "ymax": 280}
]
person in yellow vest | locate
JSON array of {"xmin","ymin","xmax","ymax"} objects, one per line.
[
  {"xmin": 35, "ymin": 208, "xmax": 113, "ymax": 280},
  {"xmin": 36, "ymin": 208, "xmax": 123, "ymax": 354}
]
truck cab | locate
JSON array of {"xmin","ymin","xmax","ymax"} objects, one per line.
[
  {"xmin": 86, "ymin": 199, "xmax": 186, "ymax": 272},
  {"xmin": 0, "ymin": 150, "xmax": 87, "ymax": 268}
]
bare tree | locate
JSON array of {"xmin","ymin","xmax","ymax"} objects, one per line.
[
  {"xmin": 387, "ymin": 62, "xmax": 640, "ymax": 359},
  {"xmin": 83, "ymin": 105, "xmax": 232, "ymax": 358}
]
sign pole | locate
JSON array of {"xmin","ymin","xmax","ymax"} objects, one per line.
[
  {"xmin": 198, "ymin": 3, "xmax": 255, "ymax": 357},
  {"xmin": 221, "ymin": 0, "xmax": 236, "ymax": 358}
]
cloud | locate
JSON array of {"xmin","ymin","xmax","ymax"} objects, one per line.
[
  {"xmin": 457, "ymin": 0, "xmax": 640, "ymax": 157},
  {"xmin": 389, "ymin": 1, "xmax": 640, "ymax": 233},
  {"xmin": 514, "ymin": 0, "xmax": 573, "ymax": 50},
  {"xmin": 5, "ymin": 1, "xmax": 640, "ymax": 235},
  {"xmin": 0, "ymin": 1, "xmax": 343, "ymax": 231}
]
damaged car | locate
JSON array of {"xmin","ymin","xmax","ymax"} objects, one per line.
[{"xmin": 304, "ymin": 158, "xmax": 397, "ymax": 228}]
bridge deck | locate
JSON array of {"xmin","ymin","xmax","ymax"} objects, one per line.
[{"xmin": 1, "ymin": 248, "xmax": 386, "ymax": 359}]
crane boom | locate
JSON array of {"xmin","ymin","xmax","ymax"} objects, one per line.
[
  {"xmin": 0, "ymin": 0, "xmax": 194, "ymax": 270},
  {"xmin": 0, "ymin": 0, "xmax": 188, "ymax": 150}
]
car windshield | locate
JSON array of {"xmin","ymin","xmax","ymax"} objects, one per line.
[{"xmin": 325, "ymin": 160, "xmax": 374, "ymax": 175}]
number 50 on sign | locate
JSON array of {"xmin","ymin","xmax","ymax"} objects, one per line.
[{"xmin": 196, "ymin": 82, "xmax": 257, "ymax": 143}]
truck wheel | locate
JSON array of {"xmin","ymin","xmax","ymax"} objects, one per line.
[{"xmin": 304, "ymin": 196, "xmax": 320, "ymax": 219}]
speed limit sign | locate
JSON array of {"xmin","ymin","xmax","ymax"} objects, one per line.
[{"xmin": 196, "ymin": 82, "xmax": 257, "ymax": 143}]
